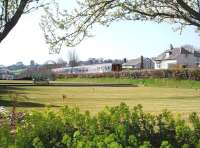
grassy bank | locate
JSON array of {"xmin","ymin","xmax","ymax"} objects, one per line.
[
  {"xmin": 1, "ymin": 78, "xmax": 200, "ymax": 89},
  {"xmin": 57, "ymin": 77, "xmax": 200, "ymax": 89}
]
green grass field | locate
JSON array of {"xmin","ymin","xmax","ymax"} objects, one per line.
[
  {"xmin": 1, "ymin": 83, "xmax": 200, "ymax": 116},
  {"xmin": 57, "ymin": 77, "xmax": 200, "ymax": 88},
  {"xmin": 1, "ymin": 78, "xmax": 200, "ymax": 88}
]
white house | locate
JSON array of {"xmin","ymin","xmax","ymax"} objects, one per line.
[{"xmin": 154, "ymin": 47, "xmax": 200, "ymax": 69}]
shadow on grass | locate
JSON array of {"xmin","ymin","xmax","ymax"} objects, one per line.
[
  {"xmin": 0, "ymin": 86, "xmax": 30, "ymax": 95},
  {"xmin": 0, "ymin": 99, "xmax": 60, "ymax": 108},
  {"xmin": 0, "ymin": 86, "xmax": 61, "ymax": 108}
]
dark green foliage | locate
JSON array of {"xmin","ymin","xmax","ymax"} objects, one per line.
[
  {"xmin": 1, "ymin": 103, "xmax": 200, "ymax": 147},
  {"xmin": 0, "ymin": 123, "xmax": 14, "ymax": 148},
  {"xmin": 160, "ymin": 141, "xmax": 171, "ymax": 148}
]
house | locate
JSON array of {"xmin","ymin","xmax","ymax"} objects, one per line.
[
  {"xmin": 122, "ymin": 57, "xmax": 154, "ymax": 69},
  {"xmin": 8, "ymin": 61, "xmax": 26, "ymax": 71},
  {"xmin": 154, "ymin": 47, "xmax": 200, "ymax": 69}
]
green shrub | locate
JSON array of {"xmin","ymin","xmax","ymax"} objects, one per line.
[
  {"xmin": 160, "ymin": 141, "xmax": 171, "ymax": 148},
  {"xmin": 1, "ymin": 103, "xmax": 200, "ymax": 147},
  {"xmin": 139, "ymin": 141, "xmax": 152, "ymax": 148},
  {"xmin": 0, "ymin": 124, "xmax": 13, "ymax": 148}
]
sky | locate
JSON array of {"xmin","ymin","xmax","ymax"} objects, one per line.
[{"xmin": 0, "ymin": 1, "xmax": 200, "ymax": 66}]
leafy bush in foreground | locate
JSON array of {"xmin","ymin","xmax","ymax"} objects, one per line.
[{"xmin": 1, "ymin": 103, "xmax": 200, "ymax": 148}]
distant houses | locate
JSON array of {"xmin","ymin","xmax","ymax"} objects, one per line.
[
  {"xmin": 0, "ymin": 66, "xmax": 14, "ymax": 80},
  {"xmin": 8, "ymin": 61, "xmax": 26, "ymax": 71},
  {"xmin": 122, "ymin": 56, "xmax": 154, "ymax": 69},
  {"xmin": 154, "ymin": 47, "xmax": 200, "ymax": 69},
  {"xmin": 1, "ymin": 45, "xmax": 200, "ymax": 79}
]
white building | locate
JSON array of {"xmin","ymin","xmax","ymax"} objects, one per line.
[{"xmin": 154, "ymin": 47, "xmax": 200, "ymax": 69}]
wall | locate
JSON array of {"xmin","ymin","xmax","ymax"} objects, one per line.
[
  {"xmin": 143, "ymin": 58, "xmax": 155, "ymax": 69},
  {"xmin": 177, "ymin": 54, "xmax": 199, "ymax": 68},
  {"xmin": 155, "ymin": 60, "xmax": 177, "ymax": 69},
  {"xmin": 122, "ymin": 65, "xmax": 133, "ymax": 69}
]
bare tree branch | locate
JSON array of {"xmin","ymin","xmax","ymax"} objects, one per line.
[
  {"xmin": 177, "ymin": 0, "xmax": 200, "ymax": 21},
  {"xmin": 41, "ymin": 0, "xmax": 200, "ymax": 54}
]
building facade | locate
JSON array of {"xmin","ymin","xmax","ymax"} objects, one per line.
[
  {"xmin": 154, "ymin": 47, "xmax": 200, "ymax": 69},
  {"xmin": 122, "ymin": 57, "xmax": 154, "ymax": 69}
]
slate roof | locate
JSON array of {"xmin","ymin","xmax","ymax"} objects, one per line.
[
  {"xmin": 194, "ymin": 51, "xmax": 200, "ymax": 57},
  {"xmin": 123, "ymin": 57, "xmax": 143, "ymax": 66},
  {"xmin": 155, "ymin": 48, "xmax": 181, "ymax": 61},
  {"xmin": 154, "ymin": 47, "xmax": 200, "ymax": 61}
]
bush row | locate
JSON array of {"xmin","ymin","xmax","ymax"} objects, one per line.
[
  {"xmin": 56, "ymin": 69, "xmax": 200, "ymax": 80},
  {"xmin": 1, "ymin": 103, "xmax": 200, "ymax": 148}
]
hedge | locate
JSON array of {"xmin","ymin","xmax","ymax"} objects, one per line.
[{"xmin": 56, "ymin": 69, "xmax": 200, "ymax": 80}]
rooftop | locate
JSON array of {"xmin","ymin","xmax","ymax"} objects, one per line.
[{"xmin": 155, "ymin": 47, "xmax": 200, "ymax": 61}]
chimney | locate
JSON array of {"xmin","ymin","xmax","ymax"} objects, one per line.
[
  {"xmin": 123, "ymin": 58, "xmax": 127, "ymax": 63},
  {"xmin": 170, "ymin": 44, "xmax": 174, "ymax": 50},
  {"xmin": 140, "ymin": 56, "xmax": 144, "ymax": 69}
]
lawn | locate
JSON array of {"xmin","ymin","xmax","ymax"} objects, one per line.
[
  {"xmin": 1, "ymin": 85, "xmax": 200, "ymax": 116},
  {"xmin": 1, "ymin": 78, "xmax": 200, "ymax": 88},
  {"xmin": 57, "ymin": 77, "xmax": 200, "ymax": 89}
]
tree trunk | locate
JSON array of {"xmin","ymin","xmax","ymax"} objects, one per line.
[{"xmin": 0, "ymin": 0, "xmax": 28, "ymax": 43}]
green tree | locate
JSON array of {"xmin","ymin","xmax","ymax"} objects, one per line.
[{"xmin": 41, "ymin": 0, "xmax": 200, "ymax": 53}]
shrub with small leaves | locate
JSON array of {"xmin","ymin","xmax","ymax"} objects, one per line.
[{"xmin": 1, "ymin": 103, "xmax": 200, "ymax": 147}]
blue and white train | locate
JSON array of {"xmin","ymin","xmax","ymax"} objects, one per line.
[{"xmin": 52, "ymin": 63, "xmax": 113, "ymax": 74}]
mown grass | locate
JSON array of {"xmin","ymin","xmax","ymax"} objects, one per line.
[
  {"xmin": 0, "ymin": 80, "xmax": 32, "ymax": 83},
  {"xmin": 57, "ymin": 77, "xmax": 200, "ymax": 89},
  {"xmin": 1, "ymin": 78, "xmax": 200, "ymax": 89},
  {"xmin": 1, "ymin": 85, "xmax": 200, "ymax": 117},
  {"xmin": 1, "ymin": 78, "xmax": 200, "ymax": 117}
]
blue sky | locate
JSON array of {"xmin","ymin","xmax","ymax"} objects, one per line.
[{"xmin": 0, "ymin": 1, "xmax": 200, "ymax": 66}]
